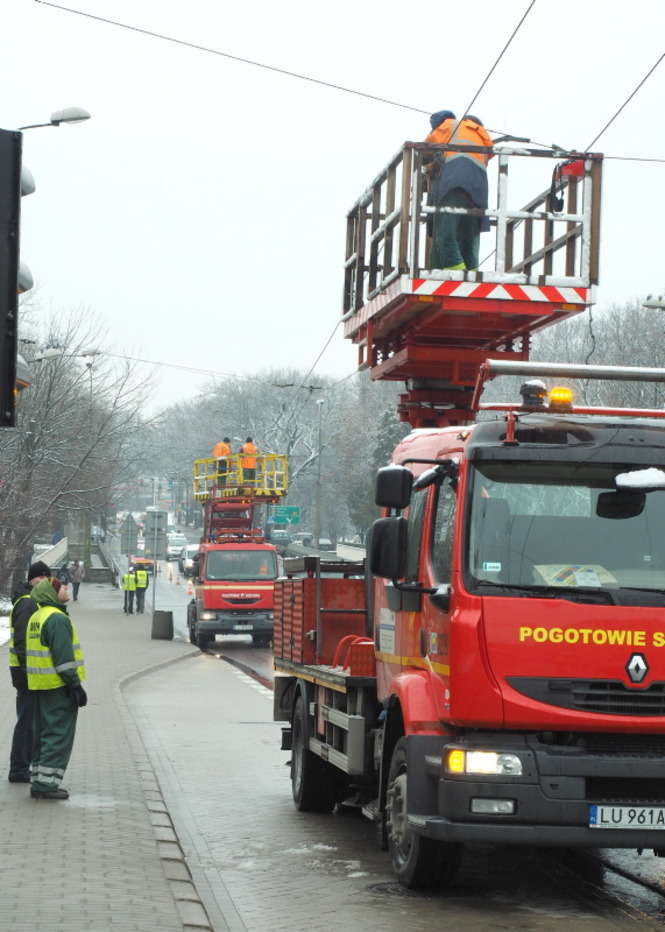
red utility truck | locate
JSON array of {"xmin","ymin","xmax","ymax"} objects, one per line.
[
  {"xmin": 273, "ymin": 141, "xmax": 665, "ymax": 887},
  {"xmin": 187, "ymin": 453, "xmax": 288, "ymax": 649}
]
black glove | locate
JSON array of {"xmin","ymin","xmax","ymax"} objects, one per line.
[{"xmin": 68, "ymin": 684, "xmax": 88, "ymax": 707}]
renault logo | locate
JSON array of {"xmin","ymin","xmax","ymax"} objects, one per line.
[{"xmin": 626, "ymin": 653, "xmax": 649, "ymax": 684}]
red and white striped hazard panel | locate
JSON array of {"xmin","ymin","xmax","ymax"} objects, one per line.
[{"xmin": 411, "ymin": 279, "xmax": 590, "ymax": 304}]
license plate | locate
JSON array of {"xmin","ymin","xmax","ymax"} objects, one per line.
[
  {"xmin": 233, "ymin": 624, "xmax": 253, "ymax": 631},
  {"xmin": 589, "ymin": 805, "xmax": 665, "ymax": 829}
]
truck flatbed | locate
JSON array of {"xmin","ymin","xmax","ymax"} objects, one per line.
[{"xmin": 274, "ymin": 656, "xmax": 376, "ymax": 693}]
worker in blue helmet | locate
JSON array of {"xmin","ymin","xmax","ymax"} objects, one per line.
[{"xmin": 425, "ymin": 110, "xmax": 494, "ymax": 270}]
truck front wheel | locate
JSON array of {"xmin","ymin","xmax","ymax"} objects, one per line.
[
  {"xmin": 291, "ymin": 695, "xmax": 337, "ymax": 813},
  {"xmin": 385, "ymin": 738, "xmax": 461, "ymax": 889}
]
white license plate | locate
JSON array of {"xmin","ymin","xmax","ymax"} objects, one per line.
[
  {"xmin": 233, "ymin": 624, "xmax": 253, "ymax": 631},
  {"xmin": 589, "ymin": 805, "xmax": 665, "ymax": 829}
]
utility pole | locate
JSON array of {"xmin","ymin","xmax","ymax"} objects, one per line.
[
  {"xmin": 313, "ymin": 399, "xmax": 324, "ymax": 549},
  {"xmin": 152, "ymin": 477, "xmax": 158, "ymax": 616}
]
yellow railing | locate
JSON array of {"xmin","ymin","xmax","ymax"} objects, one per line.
[{"xmin": 193, "ymin": 453, "xmax": 289, "ymax": 501}]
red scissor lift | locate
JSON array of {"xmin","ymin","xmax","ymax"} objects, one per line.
[{"xmin": 343, "ymin": 142, "xmax": 602, "ymax": 426}]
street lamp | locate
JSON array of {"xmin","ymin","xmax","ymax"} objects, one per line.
[
  {"xmin": 18, "ymin": 107, "xmax": 91, "ymax": 131},
  {"xmin": 644, "ymin": 294, "xmax": 665, "ymax": 310},
  {"xmin": 313, "ymin": 399, "xmax": 324, "ymax": 551}
]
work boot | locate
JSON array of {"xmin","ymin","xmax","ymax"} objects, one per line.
[
  {"xmin": 8, "ymin": 773, "xmax": 30, "ymax": 783},
  {"xmin": 31, "ymin": 787, "xmax": 69, "ymax": 800}
]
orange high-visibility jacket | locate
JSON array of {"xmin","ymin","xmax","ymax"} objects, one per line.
[
  {"xmin": 212, "ymin": 441, "xmax": 231, "ymax": 458},
  {"xmin": 241, "ymin": 442, "xmax": 258, "ymax": 468},
  {"xmin": 425, "ymin": 117, "xmax": 493, "ymax": 170}
]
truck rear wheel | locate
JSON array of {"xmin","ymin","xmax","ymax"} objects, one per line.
[
  {"xmin": 291, "ymin": 695, "xmax": 337, "ymax": 813},
  {"xmin": 385, "ymin": 738, "xmax": 461, "ymax": 889}
]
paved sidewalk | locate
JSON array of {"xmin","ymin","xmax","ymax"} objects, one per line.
[{"xmin": 0, "ymin": 580, "xmax": 197, "ymax": 932}]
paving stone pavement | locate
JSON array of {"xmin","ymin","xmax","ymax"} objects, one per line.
[
  {"xmin": 126, "ymin": 655, "xmax": 662, "ymax": 932},
  {"xmin": 0, "ymin": 581, "xmax": 197, "ymax": 932}
]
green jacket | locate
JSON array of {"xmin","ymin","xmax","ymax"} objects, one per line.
[{"xmin": 30, "ymin": 579, "xmax": 83, "ymax": 689}]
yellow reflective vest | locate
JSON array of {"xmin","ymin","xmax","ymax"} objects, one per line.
[
  {"xmin": 8, "ymin": 594, "xmax": 33, "ymax": 669},
  {"xmin": 135, "ymin": 570, "xmax": 148, "ymax": 588},
  {"xmin": 25, "ymin": 605, "xmax": 86, "ymax": 690},
  {"xmin": 122, "ymin": 572, "xmax": 137, "ymax": 591}
]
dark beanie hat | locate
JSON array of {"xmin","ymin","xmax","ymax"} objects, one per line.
[
  {"xmin": 28, "ymin": 561, "xmax": 51, "ymax": 581},
  {"xmin": 430, "ymin": 109, "xmax": 456, "ymax": 129}
]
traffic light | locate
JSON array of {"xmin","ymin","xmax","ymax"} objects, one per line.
[{"xmin": 0, "ymin": 129, "xmax": 22, "ymax": 427}]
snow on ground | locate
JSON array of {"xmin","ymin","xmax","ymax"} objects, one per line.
[{"xmin": 0, "ymin": 596, "xmax": 11, "ymax": 646}]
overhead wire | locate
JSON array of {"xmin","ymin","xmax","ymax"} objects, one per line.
[
  {"xmin": 453, "ymin": 0, "xmax": 537, "ymax": 133},
  {"xmin": 586, "ymin": 51, "xmax": 665, "ymax": 150},
  {"xmin": 34, "ymin": 0, "xmax": 431, "ymax": 117}
]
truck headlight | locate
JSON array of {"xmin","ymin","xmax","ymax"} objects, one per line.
[
  {"xmin": 200, "ymin": 611, "xmax": 216, "ymax": 621},
  {"xmin": 267, "ymin": 612, "xmax": 274, "ymax": 620},
  {"xmin": 444, "ymin": 749, "xmax": 523, "ymax": 776}
]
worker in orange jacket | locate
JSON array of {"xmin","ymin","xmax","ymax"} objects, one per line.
[
  {"xmin": 240, "ymin": 437, "xmax": 258, "ymax": 484},
  {"xmin": 425, "ymin": 111, "xmax": 494, "ymax": 271},
  {"xmin": 212, "ymin": 436, "xmax": 232, "ymax": 486}
]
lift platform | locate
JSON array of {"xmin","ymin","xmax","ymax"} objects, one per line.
[
  {"xmin": 343, "ymin": 142, "xmax": 603, "ymax": 426},
  {"xmin": 192, "ymin": 453, "xmax": 289, "ymax": 543}
]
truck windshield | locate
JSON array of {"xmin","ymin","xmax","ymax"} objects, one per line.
[
  {"xmin": 466, "ymin": 460, "xmax": 665, "ymax": 602},
  {"xmin": 206, "ymin": 550, "xmax": 277, "ymax": 581}
]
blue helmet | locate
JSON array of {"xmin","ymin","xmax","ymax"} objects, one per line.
[{"xmin": 430, "ymin": 109, "xmax": 456, "ymax": 130}]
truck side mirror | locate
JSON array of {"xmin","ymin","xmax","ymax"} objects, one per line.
[
  {"xmin": 375, "ymin": 466, "xmax": 413, "ymax": 509},
  {"xmin": 369, "ymin": 516, "xmax": 407, "ymax": 579}
]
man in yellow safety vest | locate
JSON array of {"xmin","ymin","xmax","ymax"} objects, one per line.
[
  {"xmin": 122, "ymin": 568, "xmax": 137, "ymax": 614},
  {"xmin": 27, "ymin": 577, "xmax": 87, "ymax": 800},
  {"xmin": 7, "ymin": 560, "xmax": 51, "ymax": 783},
  {"xmin": 134, "ymin": 566, "xmax": 149, "ymax": 614}
]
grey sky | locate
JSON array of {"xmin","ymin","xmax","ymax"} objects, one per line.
[{"xmin": 5, "ymin": 0, "xmax": 665, "ymax": 408}]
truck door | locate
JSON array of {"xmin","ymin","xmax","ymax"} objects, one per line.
[{"xmin": 420, "ymin": 475, "xmax": 456, "ymax": 688}]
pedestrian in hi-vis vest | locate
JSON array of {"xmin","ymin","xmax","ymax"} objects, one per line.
[
  {"xmin": 28, "ymin": 577, "xmax": 87, "ymax": 800},
  {"xmin": 7, "ymin": 560, "xmax": 51, "ymax": 783},
  {"xmin": 134, "ymin": 566, "xmax": 149, "ymax": 614},
  {"xmin": 122, "ymin": 568, "xmax": 136, "ymax": 614}
]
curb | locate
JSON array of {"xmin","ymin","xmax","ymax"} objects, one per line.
[{"xmin": 115, "ymin": 648, "xmax": 231, "ymax": 931}]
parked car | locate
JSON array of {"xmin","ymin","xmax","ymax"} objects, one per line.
[
  {"xmin": 269, "ymin": 529, "xmax": 291, "ymax": 554},
  {"xmin": 178, "ymin": 544, "xmax": 200, "ymax": 577},
  {"xmin": 166, "ymin": 532, "xmax": 188, "ymax": 560}
]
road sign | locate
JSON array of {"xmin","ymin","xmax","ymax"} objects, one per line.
[
  {"xmin": 144, "ymin": 509, "xmax": 168, "ymax": 559},
  {"xmin": 272, "ymin": 506, "xmax": 300, "ymax": 524}
]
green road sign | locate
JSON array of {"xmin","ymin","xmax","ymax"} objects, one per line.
[{"xmin": 272, "ymin": 506, "xmax": 300, "ymax": 524}]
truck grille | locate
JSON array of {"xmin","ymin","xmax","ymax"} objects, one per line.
[
  {"xmin": 508, "ymin": 676, "xmax": 665, "ymax": 716},
  {"xmin": 587, "ymin": 777, "xmax": 665, "ymax": 803}
]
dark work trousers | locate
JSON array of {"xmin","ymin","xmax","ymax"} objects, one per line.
[
  {"xmin": 135, "ymin": 588, "xmax": 147, "ymax": 613},
  {"xmin": 430, "ymin": 188, "xmax": 481, "ymax": 270},
  {"xmin": 72, "ymin": 582, "xmax": 81, "ymax": 601},
  {"xmin": 9, "ymin": 687, "xmax": 35, "ymax": 779},
  {"xmin": 124, "ymin": 590, "xmax": 135, "ymax": 614},
  {"xmin": 31, "ymin": 687, "xmax": 78, "ymax": 793}
]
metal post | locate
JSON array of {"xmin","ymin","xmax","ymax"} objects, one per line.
[
  {"xmin": 313, "ymin": 400, "xmax": 324, "ymax": 549},
  {"xmin": 152, "ymin": 477, "xmax": 158, "ymax": 616}
]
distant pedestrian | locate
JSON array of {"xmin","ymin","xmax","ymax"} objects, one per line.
[
  {"xmin": 7, "ymin": 561, "xmax": 51, "ymax": 783},
  {"xmin": 121, "ymin": 568, "xmax": 136, "ymax": 614},
  {"xmin": 134, "ymin": 566, "xmax": 149, "ymax": 614},
  {"xmin": 28, "ymin": 577, "xmax": 87, "ymax": 800},
  {"xmin": 240, "ymin": 437, "xmax": 258, "ymax": 484},
  {"xmin": 70, "ymin": 560, "xmax": 85, "ymax": 601}
]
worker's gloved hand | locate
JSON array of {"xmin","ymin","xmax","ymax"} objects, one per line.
[{"xmin": 68, "ymin": 684, "xmax": 88, "ymax": 707}]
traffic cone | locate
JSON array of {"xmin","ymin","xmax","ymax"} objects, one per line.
[{"xmin": 186, "ymin": 580, "xmax": 193, "ymax": 596}]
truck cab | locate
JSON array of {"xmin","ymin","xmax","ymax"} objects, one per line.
[
  {"xmin": 188, "ymin": 540, "xmax": 278, "ymax": 649},
  {"xmin": 367, "ymin": 386, "xmax": 665, "ymax": 884}
]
